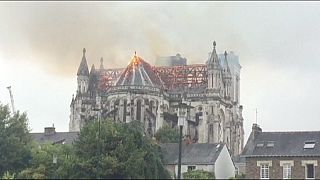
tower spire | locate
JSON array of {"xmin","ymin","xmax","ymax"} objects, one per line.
[
  {"xmin": 83, "ymin": 48, "xmax": 86, "ymax": 56},
  {"xmin": 100, "ymin": 57, "xmax": 104, "ymax": 69},
  {"xmin": 77, "ymin": 48, "xmax": 89, "ymax": 76},
  {"xmin": 224, "ymin": 51, "xmax": 232, "ymax": 73},
  {"xmin": 208, "ymin": 41, "xmax": 219, "ymax": 64}
]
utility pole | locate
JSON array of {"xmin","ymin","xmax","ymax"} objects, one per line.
[{"xmin": 7, "ymin": 86, "xmax": 15, "ymax": 114}]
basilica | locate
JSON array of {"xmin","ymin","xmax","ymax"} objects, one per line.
[{"xmin": 69, "ymin": 42, "xmax": 244, "ymax": 157}]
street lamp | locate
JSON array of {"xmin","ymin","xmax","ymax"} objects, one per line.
[{"xmin": 177, "ymin": 103, "xmax": 187, "ymax": 180}]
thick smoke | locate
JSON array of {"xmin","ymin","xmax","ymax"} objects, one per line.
[{"xmin": 0, "ymin": 2, "xmax": 242, "ymax": 77}]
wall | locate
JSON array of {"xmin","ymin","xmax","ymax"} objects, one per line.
[
  {"xmin": 214, "ymin": 145, "xmax": 235, "ymax": 179},
  {"xmin": 246, "ymin": 157, "xmax": 320, "ymax": 179}
]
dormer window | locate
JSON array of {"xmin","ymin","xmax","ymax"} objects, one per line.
[
  {"xmin": 304, "ymin": 141, "xmax": 316, "ymax": 149},
  {"xmin": 267, "ymin": 141, "xmax": 275, "ymax": 148},
  {"xmin": 256, "ymin": 141, "xmax": 264, "ymax": 147}
]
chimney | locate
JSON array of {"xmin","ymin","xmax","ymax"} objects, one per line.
[
  {"xmin": 44, "ymin": 126, "xmax": 56, "ymax": 135},
  {"xmin": 252, "ymin": 123, "xmax": 262, "ymax": 140}
]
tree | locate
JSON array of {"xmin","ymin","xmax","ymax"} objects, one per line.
[
  {"xmin": 155, "ymin": 124, "xmax": 179, "ymax": 143},
  {"xmin": 16, "ymin": 142, "xmax": 74, "ymax": 179},
  {"xmin": 183, "ymin": 169, "xmax": 215, "ymax": 179},
  {"xmin": 72, "ymin": 120, "xmax": 171, "ymax": 179},
  {"xmin": 0, "ymin": 103, "xmax": 32, "ymax": 176}
]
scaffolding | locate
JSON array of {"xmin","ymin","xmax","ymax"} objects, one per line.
[{"xmin": 98, "ymin": 64, "xmax": 208, "ymax": 90}]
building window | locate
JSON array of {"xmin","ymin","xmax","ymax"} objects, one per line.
[
  {"xmin": 256, "ymin": 142, "xmax": 264, "ymax": 147},
  {"xmin": 304, "ymin": 141, "xmax": 316, "ymax": 149},
  {"xmin": 136, "ymin": 100, "xmax": 142, "ymax": 121},
  {"xmin": 266, "ymin": 141, "xmax": 275, "ymax": 148},
  {"xmin": 283, "ymin": 163, "xmax": 292, "ymax": 179},
  {"xmin": 187, "ymin": 166, "xmax": 196, "ymax": 171},
  {"xmin": 123, "ymin": 100, "xmax": 127, "ymax": 122},
  {"xmin": 209, "ymin": 124, "xmax": 213, "ymax": 142},
  {"xmin": 306, "ymin": 164, "xmax": 315, "ymax": 179},
  {"xmin": 260, "ymin": 164, "xmax": 269, "ymax": 179}
]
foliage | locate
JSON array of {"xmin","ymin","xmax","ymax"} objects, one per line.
[
  {"xmin": 16, "ymin": 142, "xmax": 74, "ymax": 179},
  {"xmin": 155, "ymin": 124, "xmax": 179, "ymax": 143},
  {"xmin": 2, "ymin": 171, "xmax": 15, "ymax": 179},
  {"xmin": 183, "ymin": 169, "xmax": 215, "ymax": 179},
  {"xmin": 0, "ymin": 103, "xmax": 32, "ymax": 176},
  {"xmin": 0, "ymin": 104, "xmax": 171, "ymax": 179},
  {"xmin": 234, "ymin": 172, "xmax": 246, "ymax": 179},
  {"xmin": 72, "ymin": 120, "xmax": 171, "ymax": 179}
]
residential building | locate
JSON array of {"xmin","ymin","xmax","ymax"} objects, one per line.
[
  {"xmin": 241, "ymin": 124, "xmax": 320, "ymax": 179},
  {"xmin": 31, "ymin": 125, "xmax": 78, "ymax": 145},
  {"xmin": 161, "ymin": 142, "xmax": 235, "ymax": 179}
]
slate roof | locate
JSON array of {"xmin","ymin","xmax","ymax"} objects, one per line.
[
  {"xmin": 160, "ymin": 143, "xmax": 224, "ymax": 165},
  {"xmin": 242, "ymin": 131, "xmax": 320, "ymax": 157},
  {"xmin": 115, "ymin": 55, "xmax": 163, "ymax": 88},
  {"xmin": 31, "ymin": 132, "xmax": 79, "ymax": 145}
]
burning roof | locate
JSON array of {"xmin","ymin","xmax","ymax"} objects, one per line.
[{"xmin": 115, "ymin": 54, "xmax": 163, "ymax": 88}]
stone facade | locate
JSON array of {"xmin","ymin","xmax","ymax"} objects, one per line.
[
  {"xmin": 69, "ymin": 42, "xmax": 244, "ymax": 157},
  {"xmin": 246, "ymin": 157, "xmax": 320, "ymax": 179}
]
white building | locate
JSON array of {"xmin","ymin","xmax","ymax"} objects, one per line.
[{"xmin": 161, "ymin": 143, "xmax": 235, "ymax": 179}]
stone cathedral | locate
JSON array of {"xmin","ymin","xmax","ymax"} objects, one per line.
[{"xmin": 69, "ymin": 42, "xmax": 244, "ymax": 157}]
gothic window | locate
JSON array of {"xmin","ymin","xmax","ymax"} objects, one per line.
[
  {"xmin": 216, "ymin": 73, "xmax": 218, "ymax": 87},
  {"xmin": 209, "ymin": 124, "xmax": 213, "ymax": 142},
  {"xmin": 211, "ymin": 106, "xmax": 214, "ymax": 115},
  {"xmin": 136, "ymin": 99, "xmax": 142, "ymax": 121},
  {"xmin": 227, "ymin": 137, "xmax": 229, "ymax": 147},
  {"xmin": 211, "ymin": 74, "xmax": 214, "ymax": 88},
  {"xmin": 149, "ymin": 100, "xmax": 154, "ymax": 113},
  {"xmin": 123, "ymin": 99, "xmax": 127, "ymax": 122},
  {"xmin": 131, "ymin": 106, "xmax": 134, "ymax": 119}
]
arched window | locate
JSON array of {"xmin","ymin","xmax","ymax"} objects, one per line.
[
  {"xmin": 136, "ymin": 99, "xmax": 142, "ymax": 121},
  {"xmin": 149, "ymin": 100, "xmax": 154, "ymax": 113},
  {"xmin": 209, "ymin": 124, "xmax": 214, "ymax": 143},
  {"xmin": 123, "ymin": 99, "xmax": 127, "ymax": 122}
]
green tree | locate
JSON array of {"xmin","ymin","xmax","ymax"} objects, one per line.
[
  {"xmin": 17, "ymin": 142, "xmax": 74, "ymax": 179},
  {"xmin": 0, "ymin": 103, "xmax": 32, "ymax": 176},
  {"xmin": 234, "ymin": 172, "xmax": 246, "ymax": 179},
  {"xmin": 155, "ymin": 124, "xmax": 179, "ymax": 143},
  {"xmin": 72, "ymin": 120, "xmax": 170, "ymax": 179},
  {"xmin": 183, "ymin": 169, "xmax": 215, "ymax": 179}
]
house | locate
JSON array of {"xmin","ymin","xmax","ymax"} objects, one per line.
[
  {"xmin": 161, "ymin": 142, "xmax": 235, "ymax": 179},
  {"xmin": 31, "ymin": 126, "xmax": 78, "ymax": 145},
  {"xmin": 241, "ymin": 123, "xmax": 320, "ymax": 179}
]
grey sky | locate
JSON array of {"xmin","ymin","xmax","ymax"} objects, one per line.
[{"xmin": 1, "ymin": 2, "xmax": 320, "ymax": 141}]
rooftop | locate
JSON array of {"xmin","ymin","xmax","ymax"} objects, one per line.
[
  {"xmin": 161, "ymin": 142, "xmax": 224, "ymax": 165},
  {"xmin": 242, "ymin": 130, "xmax": 320, "ymax": 157}
]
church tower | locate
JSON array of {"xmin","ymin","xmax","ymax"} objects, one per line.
[
  {"xmin": 223, "ymin": 51, "xmax": 232, "ymax": 100},
  {"xmin": 206, "ymin": 41, "xmax": 223, "ymax": 96},
  {"xmin": 77, "ymin": 48, "xmax": 89, "ymax": 94},
  {"xmin": 69, "ymin": 48, "xmax": 90, "ymax": 132}
]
